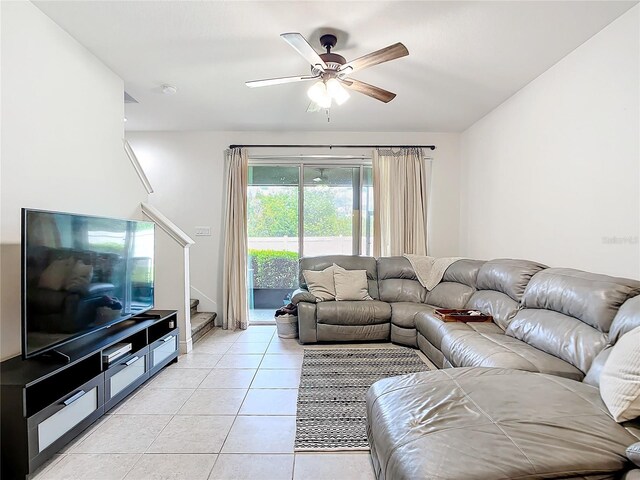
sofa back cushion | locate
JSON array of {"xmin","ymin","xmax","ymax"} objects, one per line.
[
  {"xmin": 442, "ymin": 259, "xmax": 485, "ymax": 287},
  {"xmin": 376, "ymin": 256, "xmax": 427, "ymax": 303},
  {"xmin": 425, "ymin": 259, "xmax": 485, "ymax": 309},
  {"xmin": 299, "ymin": 255, "xmax": 379, "ymax": 299},
  {"xmin": 518, "ymin": 268, "xmax": 640, "ymax": 332},
  {"xmin": 465, "ymin": 259, "xmax": 547, "ymax": 329},
  {"xmin": 609, "ymin": 294, "xmax": 640, "ymax": 344},
  {"xmin": 584, "ymin": 295, "xmax": 640, "ymax": 388},
  {"xmin": 476, "ymin": 259, "xmax": 547, "ymax": 302},
  {"xmin": 506, "ymin": 268, "xmax": 640, "ymax": 374}
]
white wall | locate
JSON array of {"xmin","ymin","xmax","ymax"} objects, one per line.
[
  {"xmin": 460, "ymin": 6, "xmax": 640, "ymax": 279},
  {"xmin": 127, "ymin": 131, "xmax": 461, "ymax": 321},
  {"xmin": 0, "ymin": 2, "xmax": 148, "ymax": 360}
]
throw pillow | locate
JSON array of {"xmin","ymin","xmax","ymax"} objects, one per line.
[
  {"xmin": 65, "ymin": 260, "xmax": 94, "ymax": 293},
  {"xmin": 628, "ymin": 442, "xmax": 640, "ymax": 467},
  {"xmin": 333, "ymin": 264, "xmax": 373, "ymax": 301},
  {"xmin": 38, "ymin": 258, "xmax": 74, "ymax": 291},
  {"xmin": 600, "ymin": 325, "xmax": 640, "ymax": 422},
  {"xmin": 302, "ymin": 265, "xmax": 336, "ymax": 302}
]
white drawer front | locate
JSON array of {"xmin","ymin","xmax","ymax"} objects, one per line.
[
  {"xmin": 110, "ymin": 356, "xmax": 146, "ymax": 397},
  {"xmin": 38, "ymin": 387, "xmax": 98, "ymax": 452},
  {"xmin": 152, "ymin": 336, "xmax": 177, "ymax": 367}
]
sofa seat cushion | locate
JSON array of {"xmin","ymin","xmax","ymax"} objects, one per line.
[
  {"xmin": 390, "ymin": 324, "xmax": 418, "ymax": 347},
  {"xmin": 367, "ymin": 367, "xmax": 636, "ymax": 480},
  {"xmin": 415, "ymin": 310, "xmax": 474, "ymax": 350},
  {"xmin": 465, "ymin": 321, "xmax": 505, "ymax": 334},
  {"xmin": 390, "ymin": 302, "xmax": 435, "ymax": 328},
  {"xmin": 441, "ymin": 326, "xmax": 584, "ymax": 381},
  {"xmin": 316, "ymin": 300, "xmax": 391, "ymax": 326}
]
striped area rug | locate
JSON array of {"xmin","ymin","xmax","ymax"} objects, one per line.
[{"xmin": 295, "ymin": 347, "xmax": 432, "ymax": 451}]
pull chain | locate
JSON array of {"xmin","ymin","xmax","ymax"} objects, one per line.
[{"xmin": 325, "ymin": 108, "xmax": 330, "ymax": 123}]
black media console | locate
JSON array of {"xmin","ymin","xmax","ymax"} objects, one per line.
[{"xmin": 0, "ymin": 310, "xmax": 179, "ymax": 479}]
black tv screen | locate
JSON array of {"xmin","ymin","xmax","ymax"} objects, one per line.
[{"xmin": 22, "ymin": 209, "xmax": 155, "ymax": 358}]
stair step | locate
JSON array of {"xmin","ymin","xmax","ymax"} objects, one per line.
[
  {"xmin": 190, "ymin": 298, "xmax": 199, "ymax": 317},
  {"xmin": 191, "ymin": 312, "xmax": 217, "ymax": 344}
]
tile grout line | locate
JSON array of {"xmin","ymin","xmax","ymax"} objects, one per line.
[
  {"xmin": 215, "ymin": 344, "xmax": 261, "ymax": 456},
  {"xmin": 45, "ymin": 328, "xmax": 378, "ymax": 479},
  {"xmin": 119, "ymin": 452, "xmax": 144, "ymax": 480},
  {"xmin": 291, "ymin": 450, "xmax": 297, "ymax": 480}
]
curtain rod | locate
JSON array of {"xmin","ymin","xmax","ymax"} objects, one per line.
[{"xmin": 229, "ymin": 144, "xmax": 436, "ymax": 151}]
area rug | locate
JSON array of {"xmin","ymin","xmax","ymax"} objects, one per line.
[{"xmin": 295, "ymin": 347, "xmax": 432, "ymax": 451}]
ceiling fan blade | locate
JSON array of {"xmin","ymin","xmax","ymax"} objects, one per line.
[
  {"xmin": 281, "ymin": 33, "xmax": 328, "ymax": 71},
  {"xmin": 339, "ymin": 78, "xmax": 396, "ymax": 103},
  {"xmin": 246, "ymin": 75, "xmax": 318, "ymax": 88},
  {"xmin": 339, "ymin": 42, "xmax": 409, "ymax": 74}
]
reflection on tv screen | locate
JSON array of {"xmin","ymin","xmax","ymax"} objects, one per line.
[{"xmin": 23, "ymin": 210, "xmax": 155, "ymax": 357}]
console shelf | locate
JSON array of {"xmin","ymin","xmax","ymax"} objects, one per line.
[{"xmin": 0, "ymin": 310, "xmax": 179, "ymax": 479}]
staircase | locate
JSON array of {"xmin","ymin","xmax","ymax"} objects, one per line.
[{"xmin": 190, "ymin": 298, "xmax": 217, "ymax": 344}]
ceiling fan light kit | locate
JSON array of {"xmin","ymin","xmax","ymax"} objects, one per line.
[
  {"xmin": 307, "ymin": 78, "xmax": 350, "ymax": 108},
  {"xmin": 246, "ymin": 32, "xmax": 409, "ymax": 110},
  {"xmin": 326, "ymin": 79, "xmax": 350, "ymax": 105}
]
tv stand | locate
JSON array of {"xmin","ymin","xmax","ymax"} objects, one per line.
[
  {"xmin": 40, "ymin": 349, "xmax": 71, "ymax": 364},
  {"xmin": 135, "ymin": 312, "xmax": 162, "ymax": 320},
  {"xmin": 1, "ymin": 310, "xmax": 179, "ymax": 479}
]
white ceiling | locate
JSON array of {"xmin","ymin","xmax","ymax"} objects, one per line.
[{"xmin": 34, "ymin": 1, "xmax": 636, "ymax": 132}]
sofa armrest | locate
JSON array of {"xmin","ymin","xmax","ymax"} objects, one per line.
[
  {"xmin": 297, "ymin": 302, "xmax": 318, "ymax": 344},
  {"xmin": 291, "ymin": 288, "xmax": 316, "ymax": 305}
]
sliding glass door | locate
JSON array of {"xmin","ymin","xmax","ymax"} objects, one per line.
[
  {"xmin": 303, "ymin": 166, "xmax": 357, "ymax": 256},
  {"xmin": 247, "ymin": 166, "xmax": 299, "ymax": 322},
  {"xmin": 247, "ymin": 162, "xmax": 372, "ymax": 323}
]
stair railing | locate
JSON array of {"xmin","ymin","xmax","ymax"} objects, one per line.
[{"xmin": 141, "ymin": 202, "xmax": 195, "ymax": 353}]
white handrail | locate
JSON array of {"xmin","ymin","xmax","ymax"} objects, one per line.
[
  {"xmin": 124, "ymin": 139, "xmax": 154, "ymax": 194},
  {"xmin": 141, "ymin": 202, "xmax": 195, "ymax": 247}
]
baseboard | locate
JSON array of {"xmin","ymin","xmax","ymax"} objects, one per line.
[{"xmin": 180, "ymin": 338, "xmax": 193, "ymax": 354}]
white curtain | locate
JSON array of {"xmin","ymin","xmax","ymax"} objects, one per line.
[
  {"xmin": 222, "ymin": 148, "xmax": 249, "ymax": 330},
  {"xmin": 373, "ymin": 147, "xmax": 430, "ymax": 257}
]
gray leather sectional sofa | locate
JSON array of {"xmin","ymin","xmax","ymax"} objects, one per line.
[{"xmin": 293, "ymin": 255, "xmax": 640, "ymax": 479}]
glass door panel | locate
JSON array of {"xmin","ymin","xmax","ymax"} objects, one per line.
[
  {"xmin": 247, "ymin": 166, "xmax": 300, "ymax": 322},
  {"xmin": 302, "ymin": 166, "xmax": 357, "ymax": 256}
]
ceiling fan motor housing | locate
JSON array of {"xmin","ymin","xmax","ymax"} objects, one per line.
[{"xmin": 311, "ymin": 33, "xmax": 347, "ymax": 77}]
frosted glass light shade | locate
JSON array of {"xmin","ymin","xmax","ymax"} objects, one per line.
[
  {"xmin": 307, "ymin": 81, "xmax": 331, "ymax": 108},
  {"xmin": 326, "ymin": 79, "xmax": 350, "ymax": 105}
]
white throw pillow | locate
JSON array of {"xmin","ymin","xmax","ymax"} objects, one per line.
[
  {"xmin": 333, "ymin": 264, "xmax": 373, "ymax": 301},
  {"xmin": 65, "ymin": 260, "xmax": 94, "ymax": 293},
  {"xmin": 38, "ymin": 258, "xmax": 74, "ymax": 291},
  {"xmin": 302, "ymin": 266, "xmax": 336, "ymax": 302},
  {"xmin": 600, "ymin": 325, "xmax": 640, "ymax": 422}
]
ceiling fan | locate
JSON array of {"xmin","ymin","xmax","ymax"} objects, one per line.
[
  {"xmin": 312, "ymin": 168, "xmax": 328, "ymax": 183},
  {"xmin": 246, "ymin": 33, "xmax": 409, "ymax": 109}
]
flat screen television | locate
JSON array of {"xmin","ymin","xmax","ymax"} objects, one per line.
[{"xmin": 22, "ymin": 208, "xmax": 155, "ymax": 359}]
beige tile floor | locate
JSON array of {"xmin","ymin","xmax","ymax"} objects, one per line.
[{"xmin": 30, "ymin": 325, "xmax": 413, "ymax": 480}]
